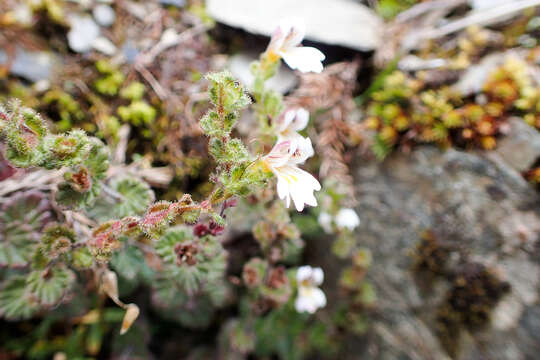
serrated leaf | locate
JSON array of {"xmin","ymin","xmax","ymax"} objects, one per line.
[
  {"xmin": 26, "ymin": 266, "xmax": 75, "ymax": 306},
  {"xmin": 85, "ymin": 138, "xmax": 110, "ymax": 180},
  {"xmin": 151, "ymin": 277, "xmax": 188, "ymax": 308},
  {"xmin": 0, "ymin": 277, "xmax": 41, "ymax": 320},
  {"xmin": 111, "ymin": 246, "xmax": 153, "ymax": 282},
  {"xmin": 0, "ymin": 191, "xmax": 53, "ymax": 267},
  {"xmin": 88, "ymin": 177, "xmax": 154, "ymax": 222},
  {"xmin": 155, "ymin": 226, "xmax": 192, "ymax": 265},
  {"xmin": 56, "ymin": 182, "xmax": 101, "ymax": 209},
  {"xmin": 71, "ymin": 246, "xmax": 93, "ymax": 269}
]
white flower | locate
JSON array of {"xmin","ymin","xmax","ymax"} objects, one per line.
[
  {"xmin": 295, "ymin": 265, "xmax": 326, "ymax": 313},
  {"xmin": 275, "ymin": 108, "xmax": 314, "ymax": 161},
  {"xmin": 318, "ymin": 211, "xmax": 333, "ymax": 233},
  {"xmin": 267, "ymin": 19, "xmax": 325, "ymax": 73},
  {"xmin": 335, "ymin": 208, "xmax": 360, "ymax": 231},
  {"xmin": 262, "ymin": 139, "xmax": 321, "ymax": 212}
]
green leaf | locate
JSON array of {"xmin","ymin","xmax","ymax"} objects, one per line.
[
  {"xmin": 200, "ymin": 110, "xmax": 224, "ymax": 137},
  {"xmin": 111, "ymin": 246, "xmax": 153, "ymax": 282},
  {"xmin": 0, "ymin": 277, "xmax": 41, "ymax": 320},
  {"xmin": 56, "ymin": 181, "xmax": 102, "ymax": 210},
  {"xmin": 262, "ymin": 90, "xmax": 283, "ymax": 118},
  {"xmin": 88, "ymin": 177, "xmax": 154, "ymax": 222},
  {"xmin": 26, "ymin": 266, "xmax": 75, "ymax": 306},
  {"xmin": 71, "ymin": 246, "xmax": 93, "ymax": 269},
  {"xmin": 0, "ymin": 190, "xmax": 53, "ymax": 267},
  {"xmin": 224, "ymin": 139, "xmax": 249, "ymax": 164},
  {"xmin": 155, "ymin": 226, "xmax": 192, "ymax": 264},
  {"xmin": 372, "ymin": 134, "xmax": 393, "ymax": 160}
]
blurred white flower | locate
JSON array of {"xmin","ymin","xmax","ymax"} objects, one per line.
[
  {"xmin": 275, "ymin": 108, "xmax": 314, "ymax": 162},
  {"xmin": 267, "ymin": 19, "xmax": 325, "ymax": 73},
  {"xmin": 262, "ymin": 139, "xmax": 321, "ymax": 211},
  {"xmin": 335, "ymin": 208, "xmax": 360, "ymax": 230},
  {"xmin": 295, "ymin": 265, "xmax": 326, "ymax": 313},
  {"xmin": 318, "ymin": 211, "xmax": 333, "ymax": 233}
]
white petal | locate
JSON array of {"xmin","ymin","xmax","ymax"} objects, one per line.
[
  {"xmin": 335, "ymin": 208, "xmax": 360, "ymax": 230},
  {"xmin": 276, "ymin": 175, "xmax": 289, "ymax": 200},
  {"xmin": 297, "ymin": 265, "xmax": 313, "ymax": 282},
  {"xmin": 291, "ymin": 108, "xmax": 310, "ymax": 132},
  {"xmin": 263, "ymin": 140, "xmax": 296, "ymax": 168},
  {"xmin": 312, "ymin": 268, "xmax": 324, "ymax": 285},
  {"xmin": 303, "ymin": 191, "xmax": 318, "ymax": 207},
  {"xmin": 276, "ymin": 165, "xmax": 320, "ymax": 211},
  {"xmin": 279, "ymin": 18, "xmax": 305, "ymax": 50},
  {"xmin": 288, "ymin": 136, "xmax": 314, "ymax": 164},
  {"xmin": 281, "ymin": 47, "xmax": 325, "ymax": 73},
  {"xmin": 295, "ymin": 294, "xmax": 316, "ymax": 313},
  {"xmin": 277, "ymin": 109, "xmax": 297, "ymax": 133},
  {"xmin": 311, "ymin": 287, "xmax": 327, "ymax": 308}
]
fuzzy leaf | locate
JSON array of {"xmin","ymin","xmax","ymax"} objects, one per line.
[
  {"xmin": 56, "ymin": 182, "xmax": 101, "ymax": 209},
  {"xmin": 26, "ymin": 266, "xmax": 75, "ymax": 306},
  {"xmin": 88, "ymin": 177, "xmax": 154, "ymax": 222},
  {"xmin": 85, "ymin": 138, "xmax": 110, "ymax": 180},
  {"xmin": 111, "ymin": 246, "xmax": 153, "ymax": 282},
  {"xmin": 71, "ymin": 246, "xmax": 93, "ymax": 269},
  {"xmin": 0, "ymin": 191, "xmax": 54, "ymax": 267},
  {"xmin": 0, "ymin": 277, "xmax": 40, "ymax": 320}
]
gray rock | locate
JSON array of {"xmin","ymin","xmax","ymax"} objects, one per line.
[
  {"xmin": 0, "ymin": 47, "xmax": 58, "ymax": 82},
  {"xmin": 93, "ymin": 4, "xmax": 116, "ymax": 27},
  {"xmin": 315, "ymin": 147, "xmax": 539, "ymax": 359},
  {"xmin": 67, "ymin": 15, "xmax": 100, "ymax": 53},
  {"xmin": 493, "ymin": 118, "xmax": 540, "ymax": 173},
  {"xmin": 206, "ymin": 0, "xmax": 383, "ymax": 51},
  {"xmin": 228, "ymin": 52, "xmax": 297, "ymax": 94}
]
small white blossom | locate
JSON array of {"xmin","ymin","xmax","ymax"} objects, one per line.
[
  {"xmin": 275, "ymin": 108, "xmax": 314, "ymax": 161},
  {"xmin": 295, "ymin": 265, "xmax": 326, "ymax": 313},
  {"xmin": 267, "ymin": 19, "xmax": 325, "ymax": 73},
  {"xmin": 318, "ymin": 211, "xmax": 333, "ymax": 233},
  {"xmin": 262, "ymin": 139, "xmax": 321, "ymax": 212},
  {"xmin": 335, "ymin": 208, "xmax": 360, "ymax": 231}
]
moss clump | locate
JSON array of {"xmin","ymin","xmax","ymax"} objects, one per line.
[
  {"xmin": 366, "ymin": 57, "xmax": 540, "ymax": 159},
  {"xmin": 412, "ymin": 230, "xmax": 451, "ymax": 278},
  {"xmin": 436, "ymin": 262, "xmax": 510, "ymax": 357},
  {"xmin": 94, "ymin": 60, "xmax": 126, "ymax": 97}
]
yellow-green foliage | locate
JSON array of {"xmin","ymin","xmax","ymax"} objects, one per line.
[
  {"xmin": 94, "ymin": 60, "xmax": 126, "ymax": 97},
  {"xmin": 366, "ymin": 57, "xmax": 540, "ymax": 159}
]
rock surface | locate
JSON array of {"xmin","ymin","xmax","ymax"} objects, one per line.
[
  {"xmin": 494, "ymin": 118, "xmax": 540, "ymax": 173},
  {"xmin": 67, "ymin": 15, "xmax": 100, "ymax": 53},
  {"xmin": 329, "ymin": 145, "xmax": 540, "ymax": 359},
  {"xmin": 206, "ymin": 0, "xmax": 383, "ymax": 51},
  {"xmin": 228, "ymin": 53, "xmax": 297, "ymax": 94},
  {"xmin": 0, "ymin": 48, "xmax": 58, "ymax": 82},
  {"xmin": 93, "ymin": 4, "xmax": 116, "ymax": 27}
]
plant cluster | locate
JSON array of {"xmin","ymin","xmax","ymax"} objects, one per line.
[
  {"xmin": 0, "ymin": 19, "xmax": 376, "ymax": 359},
  {"xmin": 365, "ymin": 57, "xmax": 540, "ymax": 159}
]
